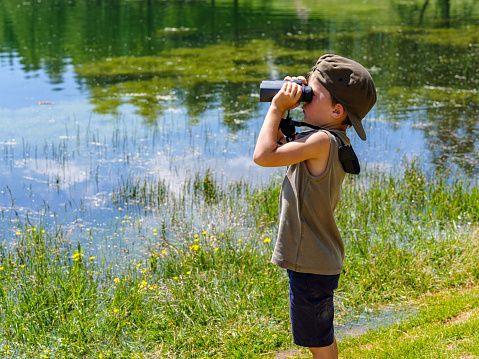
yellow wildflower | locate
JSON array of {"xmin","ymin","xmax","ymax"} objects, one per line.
[
  {"xmin": 113, "ymin": 308, "xmax": 119, "ymax": 313},
  {"xmin": 114, "ymin": 278, "xmax": 120, "ymax": 283},
  {"xmin": 190, "ymin": 244, "xmax": 200, "ymax": 251},
  {"xmin": 238, "ymin": 238, "xmax": 243, "ymax": 243},
  {"xmin": 264, "ymin": 238, "xmax": 271, "ymax": 243}
]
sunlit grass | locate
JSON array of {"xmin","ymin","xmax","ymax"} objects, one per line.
[
  {"xmin": 339, "ymin": 286, "xmax": 479, "ymax": 358},
  {"xmin": 0, "ymin": 160, "xmax": 478, "ymax": 357}
]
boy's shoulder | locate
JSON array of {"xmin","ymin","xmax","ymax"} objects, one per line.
[{"xmin": 296, "ymin": 129, "xmax": 349, "ymax": 145}]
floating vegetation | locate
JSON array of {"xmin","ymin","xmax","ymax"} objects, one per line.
[
  {"xmin": 75, "ymin": 40, "xmax": 313, "ymax": 121},
  {"xmin": 75, "ymin": 40, "xmax": 312, "ymax": 80}
]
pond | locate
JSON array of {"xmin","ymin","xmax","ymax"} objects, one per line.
[{"xmin": 0, "ymin": 0, "xmax": 478, "ymax": 253}]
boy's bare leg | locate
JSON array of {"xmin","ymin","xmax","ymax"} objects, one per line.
[{"xmin": 309, "ymin": 338, "xmax": 338, "ymax": 359}]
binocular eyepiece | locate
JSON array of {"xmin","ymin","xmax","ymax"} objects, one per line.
[{"xmin": 259, "ymin": 79, "xmax": 313, "ymax": 103}]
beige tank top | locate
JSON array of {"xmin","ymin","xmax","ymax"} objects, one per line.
[{"xmin": 271, "ymin": 129, "xmax": 348, "ymax": 275}]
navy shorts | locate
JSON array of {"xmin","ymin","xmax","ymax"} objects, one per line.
[{"xmin": 287, "ymin": 269, "xmax": 340, "ymax": 348}]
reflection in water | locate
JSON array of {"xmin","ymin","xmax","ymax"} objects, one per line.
[{"xmin": 0, "ymin": 0, "xmax": 478, "ymax": 227}]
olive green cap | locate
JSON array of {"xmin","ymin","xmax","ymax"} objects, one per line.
[{"xmin": 312, "ymin": 54, "xmax": 377, "ymax": 141}]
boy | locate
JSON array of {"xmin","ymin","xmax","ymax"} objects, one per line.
[{"xmin": 253, "ymin": 54, "xmax": 376, "ymax": 359}]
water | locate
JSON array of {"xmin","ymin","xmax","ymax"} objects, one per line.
[
  {"xmin": 336, "ymin": 304, "xmax": 416, "ymax": 339},
  {"xmin": 1, "ymin": 0, "xmax": 478, "ymax": 249}
]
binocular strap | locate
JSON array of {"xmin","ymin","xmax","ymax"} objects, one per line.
[{"xmin": 278, "ymin": 116, "xmax": 361, "ymax": 175}]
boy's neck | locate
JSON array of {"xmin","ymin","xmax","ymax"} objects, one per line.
[{"xmin": 314, "ymin": 122, "xmax": 348, "ymax": 133}]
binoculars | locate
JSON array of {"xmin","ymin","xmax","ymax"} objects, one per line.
[{"xmin": 259, "ymin": 79, "xmax": 313, "ymax": 103}]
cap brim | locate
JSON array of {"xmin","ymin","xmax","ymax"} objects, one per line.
[{"xmin": 345, "ymin": 108, "xmax": 367, "ymax": 141}]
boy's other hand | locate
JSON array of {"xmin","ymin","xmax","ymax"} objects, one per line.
[{"xmin": 283, "ymin": 76, "xmax": 307, "ymax": 84}]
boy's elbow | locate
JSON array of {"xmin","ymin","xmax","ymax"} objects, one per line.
[
  {"xmin": 253, "ymin": 152, "xmax": 263, "ymax": 166},
  {"xmin": 254, "ymin": 152, "xmax": 277, "ymax": 167},
  {"xmin": 253, "ymin": 151, "xmax": 268, "ymax": 167}
]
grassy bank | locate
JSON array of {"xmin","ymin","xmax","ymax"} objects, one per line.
[
  {"xmin": 338, "ymin": 285, "xmax": 479, "ymax": 358},
  {"xmin": 0, "ymin": 161, "xmax": 478, "ymax": 358}
]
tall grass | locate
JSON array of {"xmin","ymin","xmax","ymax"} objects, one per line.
[
  {"xmin": 0, "ymin": 160, "xmax": 478, "ymax": 358},
  {"xmin": 337, "ymin": 160, "xmax": 479, "ymax": 307}
]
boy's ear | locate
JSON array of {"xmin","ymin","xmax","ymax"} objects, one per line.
[{"xmin": 331, "ymin": 103, "xmax": 346, "ymax": 119}]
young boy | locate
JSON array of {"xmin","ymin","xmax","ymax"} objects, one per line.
[{"xmin": 253, "ymin": 54, "xmax": 376, "ymax": 359}]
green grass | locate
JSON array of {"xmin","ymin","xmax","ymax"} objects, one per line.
[
  {"xmin": 339, "ymin": 286, "xmax": 479, "ymax": 358},
  {"xmin": 0, "ymin": 161, "xmax": 478, "ymax": 358}
]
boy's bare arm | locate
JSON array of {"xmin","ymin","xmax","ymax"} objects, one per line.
[{"xmin": 254, "ymin": 127, "xmax": 330, "ymax": 168}]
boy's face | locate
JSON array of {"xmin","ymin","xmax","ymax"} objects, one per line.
[{"xmin": 302, "ymin": 74, "xmax": 338, "ymax": 127}]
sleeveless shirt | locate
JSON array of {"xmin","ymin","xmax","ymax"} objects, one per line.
[{"xmin": 271, "ymin": 129, "xmax": 348, "ymax": 275}]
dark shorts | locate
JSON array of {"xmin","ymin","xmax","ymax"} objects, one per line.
[{"xmin": 287, "ymin": 269, "xmax": 340, "ymax": 348}]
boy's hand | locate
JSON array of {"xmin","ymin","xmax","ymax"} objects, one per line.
[
  {"xmin": 254, "ymin": 74, "xmax": 330, "ymax": 170},
  {"xmin": 271, "ymin": 76, "xmax": 306, "ymax": 113}
]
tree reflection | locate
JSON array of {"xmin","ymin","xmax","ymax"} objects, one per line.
[
  {"xmin": 422, "ymin": 106, "xmax": 478, "ymax": 174},
  {"xmin": 0, "ymin": 0, "xmax": 478, "ymax": 171}
]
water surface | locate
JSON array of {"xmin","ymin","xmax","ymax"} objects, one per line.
[{"xmin": 0, "ymin": 0, "xmax": 478, "ymax": 249}]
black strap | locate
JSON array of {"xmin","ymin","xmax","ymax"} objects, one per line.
[
  {"xmin": 279, "ymin": 111, "xmax": 296, "ymax": 141},
  {"xmin": 280, "ymin": 118, "xmax": 361, "ymax": 175},
  {"xmin": 289, "ymin": 119, "xmax": 345, "ymax": 142}
]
